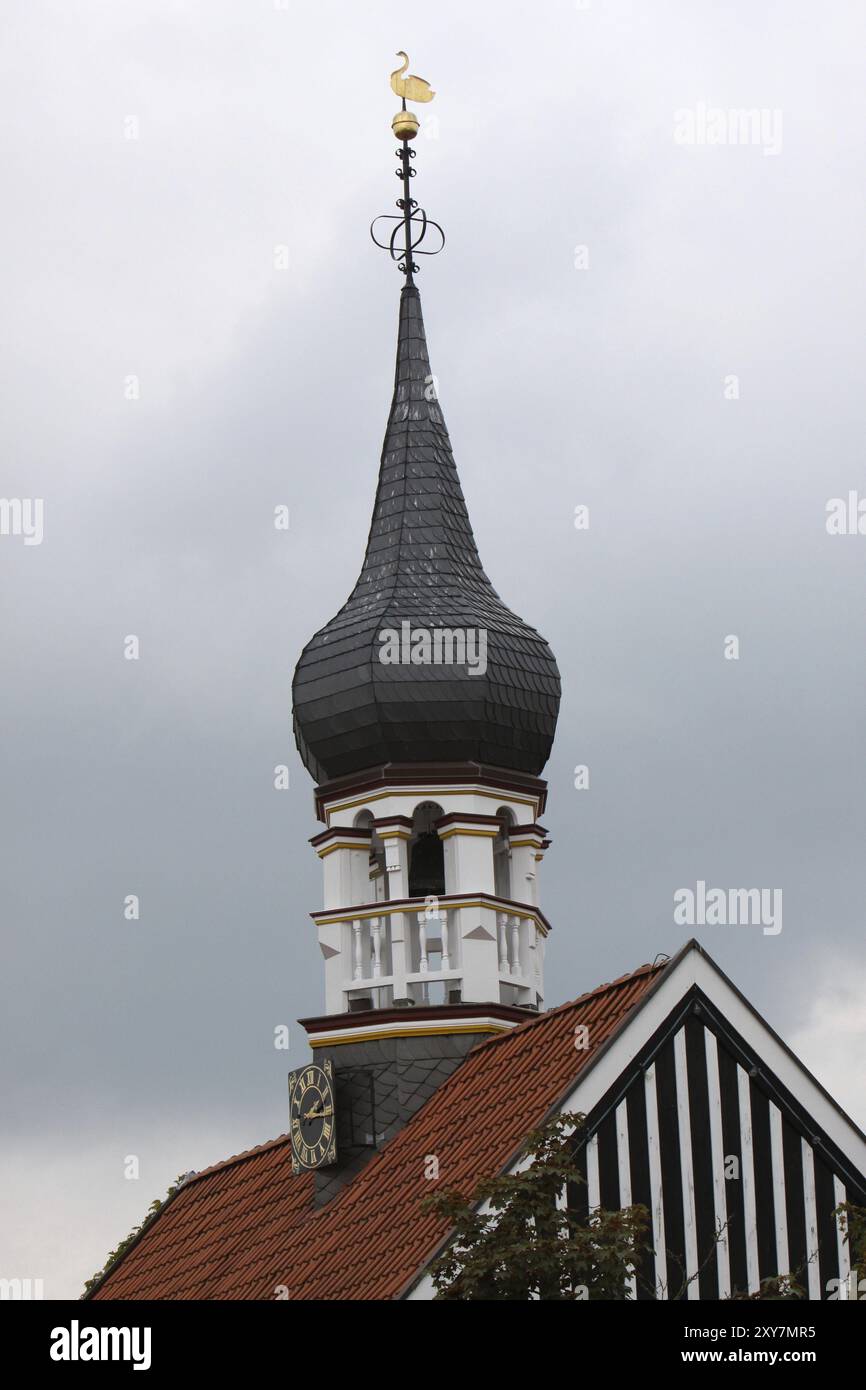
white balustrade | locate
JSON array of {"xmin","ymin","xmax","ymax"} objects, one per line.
[
  {"xmin": 337, "ymin": 899, "xmax": 545, "ymax": 1009},
  {"xmin": 413, "ymin": 905, "xmax": 454, "ymax": 978},
  {"xmin": 350, "ymin": 916, "xmax": 392, "ymax": 986},
  {"xmin": 371, "ymin": 916, "xmax": 382, "ymax": 978},
  {"xmin": 495, "ymin": 910, "xmax": 527, "ymax": 979},
  {"xmin": 497, "ymin": 912, "xmax": 509, "ymax": 973}
]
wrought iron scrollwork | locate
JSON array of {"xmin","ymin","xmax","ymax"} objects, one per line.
[{"xmin": 370, "ymin": 143, "xmax": 444, "ymax": 283}]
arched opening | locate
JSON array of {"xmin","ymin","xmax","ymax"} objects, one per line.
[
  {"xmin": 408, "ymin": 801, "xmax": 445, "ymax": 898},
  {"xmin": 493, "ymin": 807, "xmax": 514, "ymax": 900},
  {"xmin": 353, "ymin": 809, "xmax": 384, "ymax": 898}
]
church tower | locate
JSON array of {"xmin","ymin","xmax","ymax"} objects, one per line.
[{"xmin": 291, "ymin": 56, "xmax": 560, "ymax": 1198}]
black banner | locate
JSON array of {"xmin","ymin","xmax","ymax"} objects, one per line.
[{"xmin": 4, "ymin": 1295, "xmax": 861, "ymax": 1375}]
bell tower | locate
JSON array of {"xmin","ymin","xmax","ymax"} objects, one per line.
[{"xmin": 291, "ymin": 55, "xmax": 560, "ymax": 1200}]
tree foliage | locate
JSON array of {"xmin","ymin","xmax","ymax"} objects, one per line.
[
  {"xmin": 82, "ymin": 1174, "xmax": 188, "ymax": 1298},
  {"xmin": 422, "ymin": 1112, "xmax": 650, "ymax": 1300}
]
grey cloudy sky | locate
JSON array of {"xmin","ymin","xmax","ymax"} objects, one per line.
[{"xmin": 2, "ymin": 0, "xmax": 865, "ymax": 1299}]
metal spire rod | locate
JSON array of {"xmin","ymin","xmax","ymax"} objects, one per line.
[
  {"xmin": 370, "ymin": 52, "xmax": 445, "ymax": 281},
  {"xmin": 397, "ymin": 101, "xmax": 417, "ymax": 283}
]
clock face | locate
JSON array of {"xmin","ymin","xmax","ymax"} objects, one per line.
[{"xmin": 289, "ymin": 1061, "xmax": 337, "ymax": 1173}]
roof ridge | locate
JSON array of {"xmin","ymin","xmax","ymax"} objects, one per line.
[
  {"xmin": 468, "ymin": 958, "xmax": 667, "ymax": 1056},
  {"xmin": 182, "ymin": 1131, "xmax": 292, "ymax": 1186}
]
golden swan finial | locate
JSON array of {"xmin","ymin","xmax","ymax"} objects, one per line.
[{"xmin": 390, "ymin": 51, "xmax": 435, "ymax": 104}]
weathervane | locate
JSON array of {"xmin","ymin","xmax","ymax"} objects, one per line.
[{"xmin": 370, "ymin": 51, "xmax": 445, "ymax": 283}]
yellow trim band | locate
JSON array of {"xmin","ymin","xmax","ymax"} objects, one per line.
[
  {"xmin": 308, "ymin": 1021, "xmax": 513, "ymax": 1047},
  {"xmin": 317, "ymin": 841, "xmax": 373, "ymax": 858},
  {"xmin": 438, "ymin": 827, "xmax": 498, "ymax": 840},
  {"xmin": 324, "ymin": 786, "xmax": 539, "ymax": 821}
]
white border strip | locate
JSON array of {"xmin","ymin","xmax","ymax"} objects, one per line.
[
  {"xmin": 737, "ymin": 1064, "xmax": 760, "ymax": 1294},
  {"xmin": 616, "ymin": 1098, "xmax": 637, "ymax": 1299},
  {"xmin": 769, "ymin": 1101, "xmax": 790, "ymax": 1278},
  {"xmin": 644, "ymin": 1063, "xmax": 668, "ymax": 1299},
  {"xmin": 586, "ymin": 1132, "xmax": 600, "ymax": 1216},
  {"xmin": 802, "ymin": 1137, "xmax": 821, "ymax": 1300},
  {"xmin": 674, "ymin": 1028, "xmax": 700, "ymax": 1299},
  {"xmin": 833, "ymin": 1174, "xmax": 849, "ymax": 1299},
  {"xmin": 704, "ymin": 1028, "xmax": 731, "ymax": 1298}
]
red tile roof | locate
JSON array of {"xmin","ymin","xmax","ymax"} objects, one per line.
[{"xmin": 91, "ymin": 960, "xmax": 666, "ymax": 1301}]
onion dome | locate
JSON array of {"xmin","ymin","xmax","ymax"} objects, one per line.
[{"xmin": 292, "ymin": 284, "xmax": 560, "ymax": 784}]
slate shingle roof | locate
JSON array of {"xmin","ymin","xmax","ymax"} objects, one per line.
[
  {"xmin": 291, "ymin": 285, "xmax": 561, "ymax": 783},
  {"xmin": 90, "ymin": 960, "xmax": 665, "ymax": 1301}
]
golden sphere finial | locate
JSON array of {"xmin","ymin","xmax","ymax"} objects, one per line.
[{"xmin": 392, "ymin": 108, "xmax": 420, "ymax": 141}]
